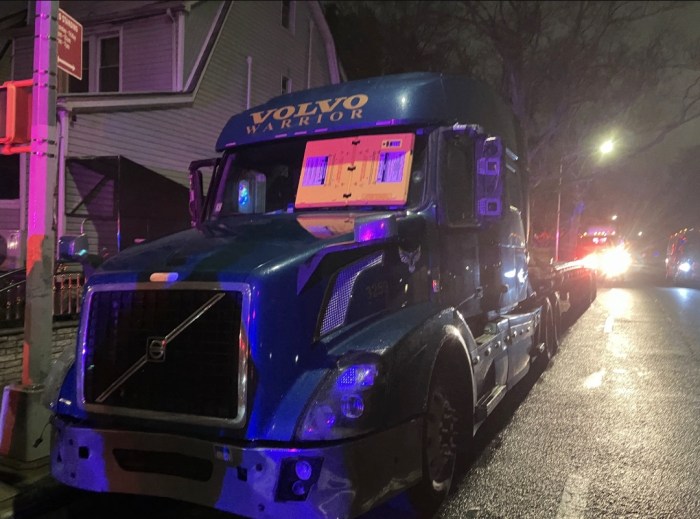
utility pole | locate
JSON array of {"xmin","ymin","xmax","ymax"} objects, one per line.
[
  {"xmin": 0, "ymin": 0, "xmax": 57, "ymax": 465},
  {"xmin": 554, "ymin": 159, "xmax": 563, "ymax": 263},
  {"xmin": 25, "ymin": 0, "xmax": 58, "ymax": 386}
]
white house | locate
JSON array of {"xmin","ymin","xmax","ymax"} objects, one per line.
[{"xmin": 0, "ymin": 0, "xmax": 340, "ymax": 263}]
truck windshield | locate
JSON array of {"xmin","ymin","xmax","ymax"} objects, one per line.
[{"xmin": 209, "ymin": 129, "xmax": 429, "ymax": 219}]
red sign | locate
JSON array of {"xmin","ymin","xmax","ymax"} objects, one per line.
[{"xmin": 57, "ymin": 9, "xmax": 83, "ymax": 80}]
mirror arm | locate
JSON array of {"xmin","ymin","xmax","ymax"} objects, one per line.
[{"xmin": 188, "ymin": 157, "xmax": 221, "ymax": 228}]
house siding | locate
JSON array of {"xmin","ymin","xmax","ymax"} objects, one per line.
[
  {"xmin": 183, "ymin": 0, "xmax": 220, "ymax": 85},
  {"xmin": 11, "ymin": 35, "xmax": 32, "ymax": 80},
  {"xmin": 59, "ymin": 1, "xmax": 157, "ymax": 20},
  {"xmin": 11, "ymin": 13, "xmax": 174, "ymax": 92},
  {"xmin": 309, "ymin": 18, "xmax": 331, "ymax": 88},
  {"xmin": 6, "ymin": 0, "xmax": 337, "ymax": 252},
  {"xmin": 65, "ymin": 1, "xmax": 337, "ymax": 186},
  {"xmin": 121, "ymin": 14, "xmax": 174, "ymax": 92},
  {"xmin": 243, "ymin": 1, "xmax": 304, "ymax": 105},
  {"xmin": 0, "ymin": 206, "xmax": 20, "ymax": 230},
  {"xmin": 0, "ymin": 51, "xmax": 11, "ymax": 83}
]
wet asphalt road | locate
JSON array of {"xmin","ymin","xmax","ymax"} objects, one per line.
[
  {"xmin": 21, "ymin": 270, "xmax": 700, "ymax": 519},
  {"xmin": 434, "ymin": 271, "xmax": 700, "ymax": 519}
]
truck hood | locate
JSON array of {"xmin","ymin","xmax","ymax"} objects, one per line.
[
  {"xmin": 60, "ymin": 210, "xmax": 430, "ymax": 441},
  {"xmin": 94, "ymin": 213, "xmax": 365, "ymax": 283}
]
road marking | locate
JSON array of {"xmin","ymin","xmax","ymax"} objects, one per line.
[
  {"xmin": 583, "ymin": 368, "xmax": 606, "ymax": 389},
  {"xmin": 604, "ymin": 315, "xmax": 614, "ymax": 333},
  {"xmin": 556, "ymin": 473, "xmax": 590, "ymax": 519}
]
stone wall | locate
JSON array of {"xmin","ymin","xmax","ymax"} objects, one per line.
[{"xmin": 0, "ymin": 323, "xmax": 78, "ymax": 389}]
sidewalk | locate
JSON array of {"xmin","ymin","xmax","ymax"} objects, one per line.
[{"xmin": 0, "ymin": 460, "xmax": 71, "ymax": 519}]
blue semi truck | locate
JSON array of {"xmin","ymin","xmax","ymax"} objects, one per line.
[{"xmin": 46, "ymin": 73, "xmax": 595, "ymax": 518}]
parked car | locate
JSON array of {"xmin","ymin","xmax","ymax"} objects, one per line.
[
  {"xmin": 666, "ymin": 228, "xmax": 700, "ymax": 286},
  {"xmin": 576, "ymin": 233, "xmax": 632, "ymax": 284}
]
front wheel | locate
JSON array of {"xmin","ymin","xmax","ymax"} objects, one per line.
[{"xmin": 409, "ymin": 353, "xmax": 465, "ymax": 517}]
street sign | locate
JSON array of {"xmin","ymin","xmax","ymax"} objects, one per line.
[{"xmin": 57, "ymin": 9, "xmax": 82, "ymax": 80}]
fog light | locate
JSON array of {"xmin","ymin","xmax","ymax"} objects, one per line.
[
  {"xmin": 295, "ymin": 460, "xmax": 313, "ymax": 481},
  {"xmin": 292, "ymin": 481, "xmax": 307, "ymax": 496},
  {"xmin": 276, "ymin": 457, "xmax": 324, "ymax": 502}
]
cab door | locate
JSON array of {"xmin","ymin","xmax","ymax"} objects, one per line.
[{"xmin": 436, "ymin": 128, "xmax": 508, "ymax": 401}]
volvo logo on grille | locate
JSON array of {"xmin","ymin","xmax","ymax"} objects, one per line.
[{"xmin": 147, "ymin": 337, "xmax": 166, "ymax": 362}]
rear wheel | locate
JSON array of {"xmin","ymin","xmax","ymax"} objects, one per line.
[
  {"xmin": 409, "ymin": 352, "xmax": 466, "ymax": 517},
  {"xmin": 535, "ymin": 298, "xmax": 557, "ymax": 371},
  {"xmin": 551, "ymin": 297, "xmax": 561, "ymax": 350}
]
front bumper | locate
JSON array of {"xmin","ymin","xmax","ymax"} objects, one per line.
[{"xmin": 51, "ymin": 417, "xmax": 422, "ymax": 519}]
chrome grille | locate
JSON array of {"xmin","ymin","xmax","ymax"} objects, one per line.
[{"xmin": 80, "ymin": 283, "xmax": 249, "ymax": 426}]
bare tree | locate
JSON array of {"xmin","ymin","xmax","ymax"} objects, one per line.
[
  {"xmin": 324, "ymin": 1, "xmax": 700, "ymax": 244},
  {"xmin": 450, "ymin": 2, "xmax": 698, "ymax": 180}
]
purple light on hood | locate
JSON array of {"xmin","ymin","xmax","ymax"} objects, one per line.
[{"xmin": 354, "ymin": 215, "xmax": 397, "ymax": 243}]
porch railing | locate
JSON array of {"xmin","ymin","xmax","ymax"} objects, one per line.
[{"xmin": 0, "ymin": 265, "xmax": 85, "ymax": 329}]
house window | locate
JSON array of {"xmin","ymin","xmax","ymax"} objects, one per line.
[
  {"xmin": 99, "ymin": 36, "xmax": 120, "ymax": 92},
  {"xmin": 281, "ymin": 75, "xmax": 291, "ymax": 94},
  {"xmin": 60, "ymin": 33, "xmax": 120, "ymax": 93},
  {"xmin": 281, "ymin": 0, "xmax": 295, "ymax": 31},
  {"xmin": 0, "ymin": 155, "xmax": 20, "ymax": 201}
]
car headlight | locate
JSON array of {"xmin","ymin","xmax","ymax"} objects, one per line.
[
  {"xmin": 678, "ymin": 261, "xmax": 692, "ymax": 273},
  {"xmin": 296, "ymin": 354, "xmax": 385, "ymax": 441},
  {"xmin": 600, "ymin": 248, "xmax": 632, "ymax": 277},
  {"xmin": 583, "ymin": 253, "xmax": 600, "ymax": 270}
]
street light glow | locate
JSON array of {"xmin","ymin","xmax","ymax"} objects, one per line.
[
  {"xmin": 638, "ymin": 231, "xmax": 643, "ymax": 237},
  {"xmin": 611, "ymin": 214, "xmax": 618, "ymax": 221},
  {"xmin": 555, "ymin": 134, "xmax": 617, "ymax": 263},
  {"xmin": 600, "ymin": 139, "xmax": 614, "ymax": 154}
]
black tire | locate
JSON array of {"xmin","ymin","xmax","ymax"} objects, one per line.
[
  {"xmin": 583, "ymin": 274, "xmax": 595, "ymax": 309},
  {"xmin": 551, "ymin": 296, "xmax": 561, "ymax": 350},
  {"xmin": 409, "ymin": 351, "xmax": 465, "ymax": 517},
  {"xmin": 574, "ymin": 274, "xmax": 595, "ymax": 313},
  {"xmin": 535, "ymin": 298, "xmax": 557, "ymax": 371}
]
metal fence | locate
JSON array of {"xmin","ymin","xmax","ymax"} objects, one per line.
[{"xmin": 0, "ymin": 265, "xmax": 85, "ymax": 329}]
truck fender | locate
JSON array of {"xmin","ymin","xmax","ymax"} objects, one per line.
[{"xmin": 383, "ymin": 308, "xmax": 476, "ymax": 431}]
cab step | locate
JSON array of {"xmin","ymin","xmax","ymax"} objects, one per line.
[{"xmin": 475, "ymin": 384, "xmax": 507, "ymax": 422}]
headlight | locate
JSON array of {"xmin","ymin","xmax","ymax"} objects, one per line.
[
  {"xmin": 600, "ymin": 247, "xmax": 631, "ymax": 277},
  {"xmin": 583, "ymin": 253, "xmax": 600, "ymax": 270},
  {"xmin": 678, "ymin": 261, "xmax": 692, "ymax": 273},
  {"xmin": 296, "ymin": 355, "xmax": 384, "ymax": 441}
]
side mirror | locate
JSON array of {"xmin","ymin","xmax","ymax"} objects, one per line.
[
  {"xmin": 188, "ymin": 158, "xmax": 220, "ymax": 227},
  {"xmin": 189, "ymin": 168, "xmax": 203, "ymax": 227},
  {"xmin": 58, "ymin": 234, "xmax": 89, "ymax": 262},
  {"xmin": 475, "ymin": 136, "xmax": 504, "ymax": 220}
]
